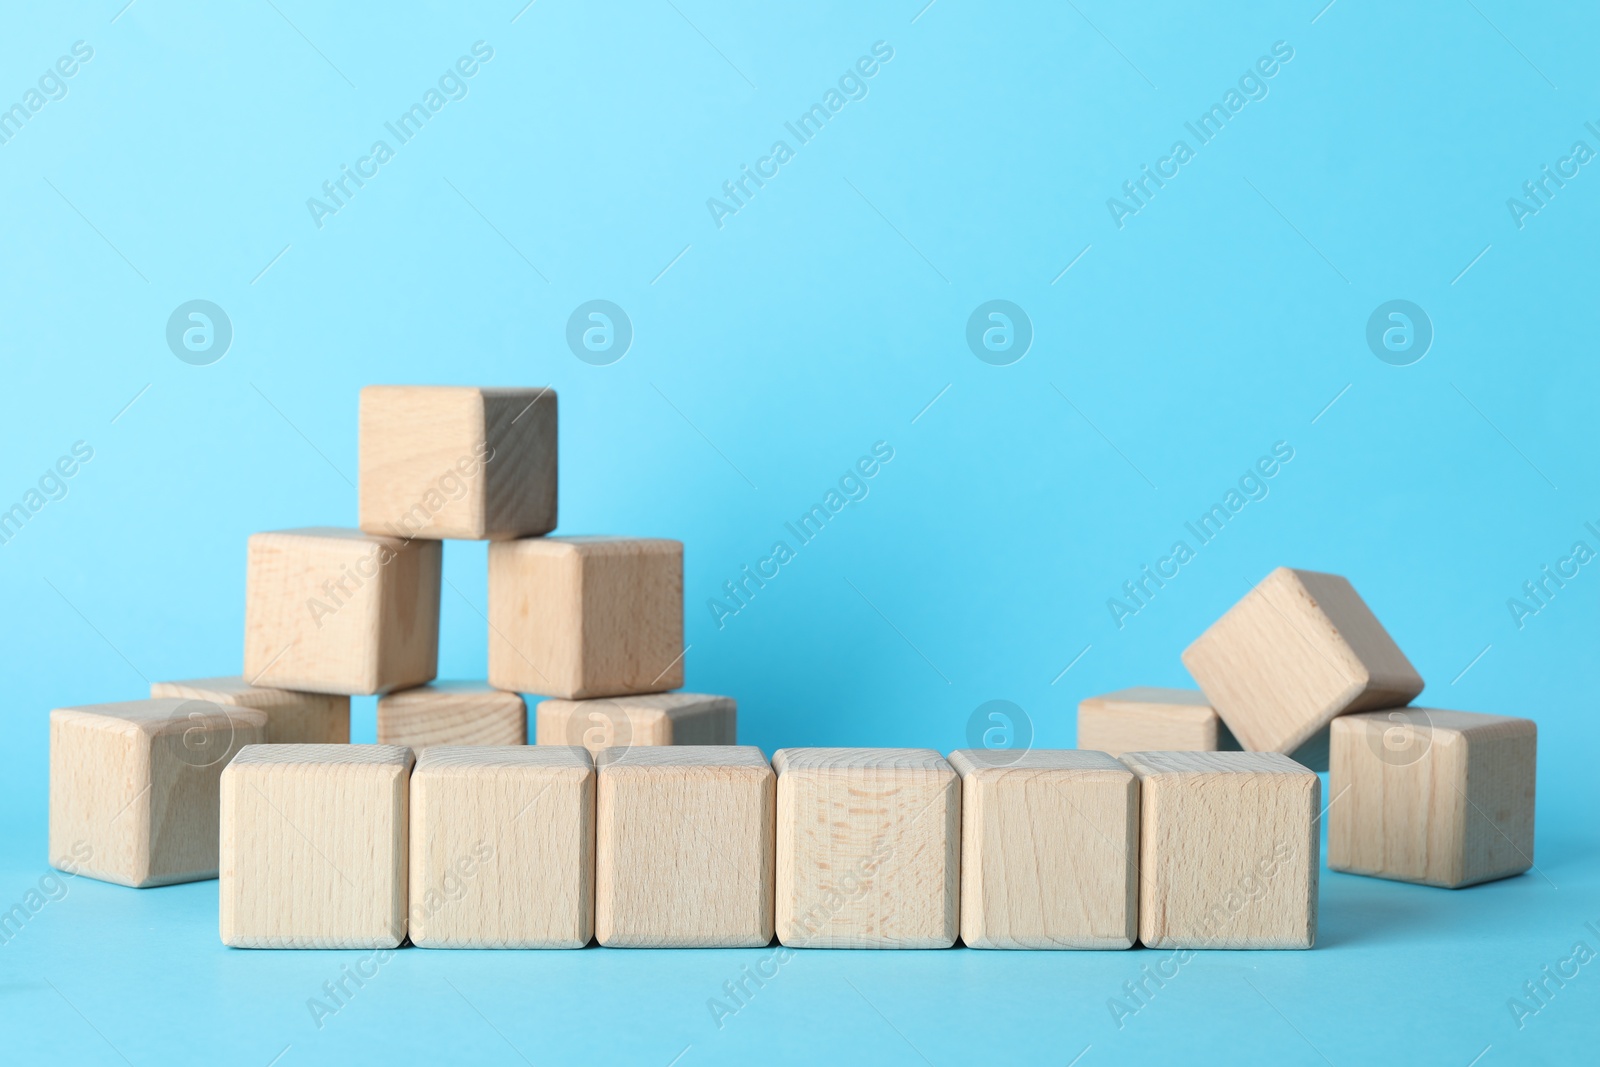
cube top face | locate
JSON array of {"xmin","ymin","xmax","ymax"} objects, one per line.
[
  {"xmin": 597, "ymin": 744, "xmax": 768, "ymax": 772},
  {"xmin": 1181, "ymin": 567, "xmax": 1423, "ymax": 754},
  {"xmin": 948, "ymin": 748, "xmax": 1131, "ymax": 778},
  {"xmin": 230, "ymin": 743, "xmax": 413, "ymax": 773},
  {"xmin": 149, "ymin": 678, "xmax": 350, "ymax": 745},
  {"xmin": 535, "ymin": 693, "xmax": 735, "ymax": 752},
  {"xmin": 244, "ymin": 527, "xmax": 441, "ymax": 696},
  {"xmin": 1329, "ymin": 709, "xmax": 1536, "ymax": 888},
  {"xmin": 1089, "ymin": 686, "xmax": 1211, "ymax": 708},
  {"xmin": 1077, "ymin": 689, "xmax": 1227, "ymax": 757},
  {"xmin": 151, "ymin": 676, "xmax": 289, "ymax": 706},
  {"xmin": 772, "ymin": 747, "xmax": 950, "ymax": 776},
  {"xmin": 377, "ymin": 682, "xmax": 526, "ymax": 748},
  {"xmin": 415, "ymin": 744, "xmax": 591, "ymax": 776},
  {"xmin": 1122, "ymin": 749, "xmax": 1319, "ymax": 949},
  {"xmin": 52, "ymin": 697, "xmax": 260, "ymax": 734}
]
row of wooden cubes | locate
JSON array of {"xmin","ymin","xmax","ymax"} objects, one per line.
[{"xmin": 216, "ymin": 744, "xmax": 1323, "ymax": 951}]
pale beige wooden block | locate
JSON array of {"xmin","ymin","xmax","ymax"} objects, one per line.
[
  {"xmin": 1077, "ymin": 687, "xmax": 1238, "ymax": 758},
  {"xmin": 378, "ymin": 682, "xmax": 527, "ymax": 748},
  {"xmin": 595, "ymin": 746, "xmax": 773, "ymax": 947},
  {"xmin": 950, "ymin": 749, "xmax": 1138, "ymax": 949},
  {"xmin": 244, "ymin": 527, "xmax": 441, "ymax": 695},
  {"xmin": 220, "ymin": 744, "xmax": 412, "ymax": 948},
  {"xmin": 773, "ymin": 748, "xmax": 959, "ymax": 949},
  {"xmin": 49, "ymin": 699, "xmax": 266, "ymax": 887},
  {"xmin": 358, "ymin": 385, "xmax": 557, "ymax": 541},
  {"xmin": 535, "ymin": 692, "xmax": 735, "ymax": 755},
  {"xmin": 150, "ymin": 676, "xmax": 349, "ymax": 744},
  {"xmin": 1121, "ymin": 751, "xmax": 1318, "ymax": 949},
  {"xmin": 1329, "ymin": 708, "xmax": 1536, "ymax": 888},
  {"xmin": 1181, "ymin": 567, "xmax": 1424, "ymax": 764},
  {"xmin": 409, "ymin": 745, "xmax": 594, "ymax": 948},
  {"xmin": 488, "ymin": 537, "xmax": 683, "ymax": 699}
]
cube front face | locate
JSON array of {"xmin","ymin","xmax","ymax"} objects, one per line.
[
  {"xmin": 409, "ymin": 746, "xmax": 594, "ymax": 948},
  {"xmin": 1077, "ymin": 688, "xmax": 1230, "ymax": 758},
  {"xmin": 378, "ymin": 683, "xmax": 527, "ymax": 748},
  {"xmin": 535, "ymin": 693, "xmax": 736, "ymax": 755},
  {"xmin": 1123, "ymin": 751, "xmax": 1318, "ymax": 950},
  {"xmin": 488, "ymin": 538, "xmax": 684, "ymax": 700},
  {"xmin": 358, "ymin": 386, "xmax": 557, "ymax": 542},
  {"xmin": 595, "ymin": 747, "xmax": 774, "ymax": 947},
  {"xmin": 950, "ymin": 750, "xmax": 1138, "ymax": 950},
  {"xmin": 220, "ymin": 745, "xmax": 412, "ymax": 948},
  {"xmin": 1181, "ymin": 567, "xmax": 1424, "ymax": 755},
  {"xmin": 774, "ymin": 749, "xmax": 959, "ymax": 949},
  {"xmin": 150, "ymin": 677, "xmax": 350, "ymax": 745},
  {"xmin": 243, "ymin": 528, "xmax": 441, "ymax": 695},
  {"xmin": 49, "ymin": 700, "xmax": 266, "ymax": 888},
  {"xmin": 1329, "ymin": 709, "xmax": 1536, "ymax": 888}
]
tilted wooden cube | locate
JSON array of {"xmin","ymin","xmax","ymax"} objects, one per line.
[
  {"xmin": 150, "ymin": 676, "xmax": 349, "ymax": 745},
  {"xmin": 1329, "ymin": 708, "xmax": 1536, "ymax": 888},
  {"xmin": 1181, "ymin": 567, "xmax": 1424, "ymax": 765},
  {"xmin": 1121, "ymin": 751, "xmax": 1319, "ymax": 949},
  {"xmin": 50, "ymin": 699, "xmax": 266, "ymax": 887},
  {"xmin": 488, "ymin": 537, "xmax": 683, "ymax": 699},
  {"xmin": 535, "ymin": 692, "xmax": 735, "ymax": 755},
  {"xmin": 359, "ymin": 385, "xmax": 558, "ymax": 541},
  {"xmin": 773, "ymin": 748, "xmax": 959, "ymax": 949},
  {"xmin": 378, "ymin": 682, "xmax": 526, "ymax": 749},
  {"xmin": 950, "ymin": 749, "xmax": 1137, "ymax": 949},
  {"xmin": 1077, "ymin": 687, "xmax": 1238, "ymax": 758},
  {"xmin": 220, "ymin": 745, "xmax": 412, "ymax": 948},
  {"xmin": 409, "ymin": 746, "xmax": 594, "ymax": 948},
  {"xmin": 595, "ymin": 746, "xmax": 773, "ymax": 947},
  {"xmin": 244, "ymin": 527, "xmax": 441, "ymax": 695}
]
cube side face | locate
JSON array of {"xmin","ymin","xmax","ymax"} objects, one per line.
[
  {"xmin": 1077, "ymin": 699, "xmax": 1219, "ymax": 757},
  {"xmin": 596, "ymin": 764, "xmax": 774, "ymax": 947},
  {"xmin": 379, "ymin": 687, "xmax": 526, "ymax": 748},
  {"xmin": 1293, "ymin": 569, "xmax": 1423, "ymax": 706},
  {"xmin": 536, "ymin": 700, "xmax": 671, "ymax": 754},
  {"xmin": 664, "ymin": 699, "xmax": 737, "ymax": 745},
  {"xmin": 375, "ymin": 540, "xmax": 442, "ymax": 694},
  {"xmin": 1137, "ymin": 768, "xmax": 1318, "ymax": 949},
  {"xmin": 962, "ymin": 768, "xmax": 1137, "ymax": 949},
  {"xmin": 49, "ymin": 713, "xmax": 151, "ymax": 887},
  {"xmin": 488, "ymin": 544, "xmax": 585, "ymax": 696},
  {"xmin": 143, "ymin": 710, "xmax": 267, "ymax": 886},
  {"xmin": 577, "ymin": 544, "xmax": 684, "ymax": 699},
  {"xmin": 410, "ymin": 763, "xmax": 593, "ymax": 948},
  {"xmin": 358, "ymin": 386, "xmax": 491, "ymax": 540},
  {"xmin": 1460, "ymin": 722, "xmax": 1536, "ymax": 886},
  {"xmin": 244, "ymin": 533, "xmax": 389, "ymax": 695},
  {"xmin": 776, "ymin": 765, "xmax": 959, "ymax": 949},
  {"xmin": 480, "ymin": 389, "xmax": 558, "ymax": 540},
  {"xmin": 220, "ymin": 761, "xmax": 409, "ymax": 948}
]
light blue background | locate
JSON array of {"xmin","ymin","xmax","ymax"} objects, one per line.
[{"xmin": 2, "ymin": 1, "xmax": 1597, "ymax": 1064}]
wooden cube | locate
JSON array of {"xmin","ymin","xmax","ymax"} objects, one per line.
[
  {"xmin": 150, "ymin": 676, "xmax": 349, "ymax": 744},
  {"xmin": 409, "ymin": 746, "xmax": 594, "ymax": 948},
  {"xmin": 1077, "ymin": 687, "xmax": 1238, "ymax": 758},
  {"xmin": 595, "ymin": 746, "xmax": 773, "ymax": 947},
  {"xmin": 1181, "ymin": 567, "xmax": 1424, "ymax": 760},
  {"xmin": 359, "ymin": 385, "xmax": 557, "ymax": 541},
  {"xmin": 220, "ymin": 744, "xmax": 412, "ymax": 948},
  {"xmin": 1120, "ymin": 751, "xmax": 1318, "ymax": 949},
  {"xmin": 535, "ymin": 692, "xmax": 735, "ymax": 755},
  {"xmin": 488, "ymin": 537, "xmax": 683, "ymax": 699},
  {"xmin": 950, "ymin": 749, "xmax": 1137, "ymax": 949},
  {"xmin": 773, "ymin": 748, "xmax": 959, "ymax": 949},
  {"xmin": 1329, "ymin": 708, "xmax": 1536, "ymax": 888},
  {"xmin": 378, "ymin": 682, "xmax": 526, "ymax": 748},
  {"xmin": 244, "ymin": 527, "xmax": 441, "ymax": 695},
  {"xmin": 50, "ymin": 699, "xmax": 266, "ymax": 887}
]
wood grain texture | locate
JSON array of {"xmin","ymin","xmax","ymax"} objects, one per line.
[
  {"xmin": 50, "ymin": 699, "xmax": 266, "ymax": 887},
  {"xmin": 409, "ymin": 745, "xmax": 593, "ymax": 948},
  {"xmin": 487, "ymin": 536, "xmax": 683, "ymax": 699},
  {"xmin": 1180, "ymin": 567, "xmax": 1424, "ymax": 758},
  {"xmin": 773, "ymin": 748, "xmax": 959, "ymax": 949},
  {"xmin": 243, "ymin": 527, "xmax": 441, "ymax": 696},
  {"xmin": 948, "ymin": 749, "xmax": 1138, "ymax": 949},
  {"xmin": 1329, "ymin": 708, "xmax": 1536, "ymax": 888},
  {"xmin": 220, "ymin": 744, "xmax": 412, "ymax": 948},
  {"xmin": 150, "ymin": 676, "xmax": 349, "ymax": 744},
  {"xmin": 535, "ymin": 692, "xmax": 735, "ymax": 754},
  {"xmin": 1076, "ymin": 687, "xmax": 1238, "ymax": 757},
  {"xmin": 358, "ymin": 385, "xmax": 557, "ymax": 541},
  {"xmin": 1120, "ymin": 751, "xmax": 1319, "ymax": 950},
  {"xmin": 595, "ymin": 745, "xmax": 773, "ymax": 947},
  {"xmin": 378, "ymin": 682, "xmax": 527, "ymax": 748}
]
